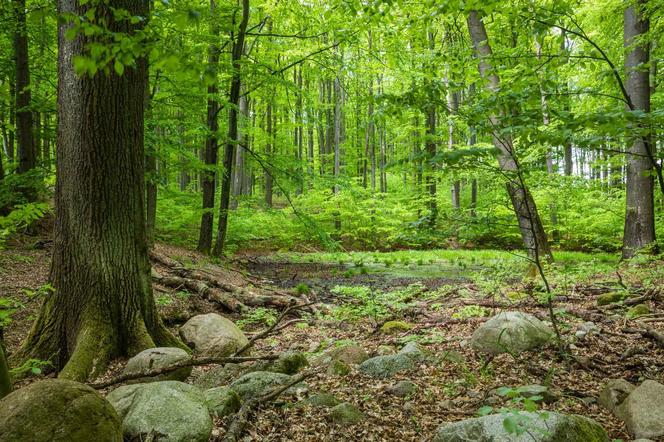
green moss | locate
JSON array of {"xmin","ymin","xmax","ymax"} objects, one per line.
[
  {"xmin": 327, "ymin": 359, "xmax": 351, "ymax": 376},
  {"xmin": 626, "ymin": 304, "xmax": 650, "ymax": 319},
  {"xmin": 380, "ymin": 320, "xmax": 413, "ymax": 334},
  {"xmin": 596, "ymin": 292, "xmax": 626, "ymax": 306}
]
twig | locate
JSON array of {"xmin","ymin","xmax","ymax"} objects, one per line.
[
  {"xmin": 89, "ymin": 355, "xmax": 279, "ymax": 390},
  {"xmin": 222, "ymin": 368, "xmax": 320, "ymax": 442}
]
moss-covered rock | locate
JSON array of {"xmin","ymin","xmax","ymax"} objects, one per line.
[
  {"xmin": 358, "ymin": 354, "xmax": 415, "ymax": 378},
  {"xmin": 388, "ymin": 380, "xmax": 418, "ymax": 398},
  {"xmin": 230, "ymin": 371, "xmax": 307, "ymax": 401},
  {"xmin": 380, "ymin": 321, "xmax": 414, "ymax": 334},
  {"xmin": 322, "ymin": 342, "xmax": 369, "ymax": 365},
  {"xmin": 0, "ymin": 379, "xmax": 122, "ymax": 442},
  {"xmin": 204, "ymin": 386, "xmax": 241, "ymax": 418},
  {"xmin": 597, "ymin": 292, "xmax": 626, "ymax": 306},
  {"xmin": 123, "ymin": 347, "xmax": 192, "ymax": 383},
  {"xmin": 329, "ymin": 402, "xmax": 364, "ymax": 425},
  {"xmin": 107, "ymin": 381, "xmax": 212, "ymax": 442},
  {"xmin": 626, "ymin": 304, "xmax": 651, "ymax": 319},
  {"xmin": 470, "ymin": 311, "xmax": 553, "ymax": 355},
  {"xmin": 304, "ymin": 392, "xmax": 341, "ymax": 408},
  {"xmin": 267, "ymin": 352, "xmax": 309, "ymax": 375},
  {"xmin": 433, "ymin": 412, "xmax": 609, "ymax": 441},
  {"xmin": 327, "ymin": 359, "xmax": 351, "ymax": 376}
]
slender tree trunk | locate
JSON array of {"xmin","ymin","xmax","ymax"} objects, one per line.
[
  {"xmin": 425, "ymin": 31, "xmax": 437, "ymax": 227},
  {"xmin": 622, "ymin": 1, "xmax": 655, "ymax": 258},
  {"xmin": 214, "ymin": 0, "xmax": 249, "ymax": 256},
  {"xmin": 231, "ymin": 95, "xmax": 248, "ymax": 209},
  {"xmin": 15, "ymin": 0, "xmax": 181, "ymax": 381},
  {"xmin": 0, "ymin": 344, "xmax": 10, "ymax": 399},
  {"xmin": 42, "ymin": 113, "xmax": 51, "ymax": 171},
  {"xmin": 145, "ymin": 59, "xmax": 157, "ymax": 247},
  {"xmin": 333, "ymin": 72, "xmax": 341, "ymax": 231},
  {"xmin": 447, "ymin": 77, "xmax": 460, "ymax": 209},
  {"xmin": 467, "ymin": 11, "xmax": 552, "ymax": 261},
  {"xmin": 14, "ymin": 0, "xmax": 36, "ymax": 176},
  {"xmin": 265, "ymin": 101, "xmax": 273, "ymax": 207},
  {"xmin": 197, "ymin": 0, "xmax": 221, "ymax": 253}
]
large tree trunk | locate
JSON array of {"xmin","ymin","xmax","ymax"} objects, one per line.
[
  {"xmin": 622, "ymin": 1, "xmax": 655, "ymax": 258},
  {"xmin": 467, "ymin": 11, "xmax": 552, "ymax": 261},
  {"xmin": 213, "ymin": 0, "xmax": 249, "ymax": 256},
  {"xmin": 0, "ymin": 344, "xmax": 10, "ymax": 399},
  {"xmin": 197, "ymin": 0, "xmax": 221, "ymax": 253},
  {"xmin": 14, "ymin": 0, "xmax": 181, "ymax": 382},
  {"xmin": 14, "ymin": 0, "xmax": 36, "ymax": 176}
]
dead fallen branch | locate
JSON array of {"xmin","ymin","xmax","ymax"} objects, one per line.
[
  {"xmin": 222, "ymin": 368, "xmax": 320, "ymax": 442},
  {"xmin": 153, "ymin": 272, "xmax": 247, "ymax": 312},
  {"xmin": 622, "ymin": 326, "xmax": 664, "ymax": 349},
  {"xmin": 90, "ymin": 354, "xmax": 280, "ymax": 390}
]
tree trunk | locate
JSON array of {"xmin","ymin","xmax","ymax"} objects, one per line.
[
  {"xmin": 265, "ymin": 101, "xmax": 273, "ymax": 207},
  {"xmin": 145, "ymin": 58, "xmax": 157, "ymax": 247},
  {"xmin": 467, "ymin": 11, "xmax": 552, "ymax": 261},
  {"xmin": 622, "ymin": 1, "xmax": 655, "ymax": 258},
  {"xmin": 197, "ymin": 0, "xmax": 221, "ymax": 253},
  {"xmin": 213, "ymin": 0, "xmax": 249, "ymax": 256},
  {"xmin": 14, "ymin": 0, "xmax": 181, "ymax": 382},
  {"xmin": 0, "ymin": 344, "xmax": 10, "ymax": 399},
  {"xmin": 14, "ymin": 0, "xmax": 36, "ymax": 176}
]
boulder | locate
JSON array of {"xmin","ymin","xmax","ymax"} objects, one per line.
[
  {"xmin": 433, "ymin": 412, "xmax": 609, "ymax": 442},
  {"xmin": 617, "ymin": 380, "xmax": 664, "ymax": 439},
  {"xmin": 107, "ymin": 381, "xmax": 212, "ymax": 442},
  {"xmin": 204, "ymin": 387, "xmax": 241, "ymax": 418},
  {"xmin": 265, "ymin": 352, "xmax": 308, "ymax": 375},
  {"xmin": 380, "ymin": 320, "xmax": 413, "ymax": 334},
  {"xmin": 575, "ymin": 322, "xmax": 600, "ymax": 340},
  {"xmin": 0, "ymin": 379, "xmax": 122, "ymax": 442},
  {"xmin": 329, "ymin": 402, "xmax": 364, "ymax": 425},
  {"xmin": 471, "ymin": 311, "xmax": 553, "ymax": 355},
  {"xmin": 123, "ymin": 347, "xmax": 192, "ymax": 382},
  {"xmin": 229, "ymin": 371, "xmax": 307, "ymax": 402},
  {"xmin": 193, "ymin": 363, "xmax": 246, "ymax": 390},
  {"xmin": 598, "ymin": 378, "xmax": 635, "ymax": 415},
  {"xmin": 376, "ymin": 345, "xmax": 395, "ymax": 356},
  {"xmin": 388, "ymin": 380, "xmax": 418, "ymax": 398},
  {"xmin": 516, "ymin": 385, "xmax": 558, "ymax": 404},
  {"xmin": 358, "ymin": 354, "xmax": 415, "ymax": 378},
  {"xmin": 179, "ymin": 313, "xmax": 248, "ymax": 357},
  {"xmin": 399, "ymin": 342, "xmax": 427, "ymax": 361},
  {"xmin": 327, "ymin": 359, "xmax": 351, "ymax": 376},
  {"xmin": 323, "ymin": 343, "xmax": 369, "ymax": 365}
]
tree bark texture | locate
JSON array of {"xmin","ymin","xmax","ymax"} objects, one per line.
[
  {"xmin": 14, "ymin": 0, "xmax": 36, "ymax": 176},
  {"xmin": 15, "ymin": 0, "xmax": 181, "ymax": 382}
]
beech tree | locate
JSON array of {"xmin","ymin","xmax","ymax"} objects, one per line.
[{"xmin": 15, "ymin": 0, "xmax": 180, "ymax": 381}]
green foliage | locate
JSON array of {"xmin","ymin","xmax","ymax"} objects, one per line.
[
  {"xmin": 237, "ymin": 307, "xmax": 278, "ymax": 329},
  {"xmin": 452, "ymin": 305, "xmax": 489, "ymax": 320},
  {"xmin": 0, "ymin": 203, "xmax": 51, "ymax": 249}
]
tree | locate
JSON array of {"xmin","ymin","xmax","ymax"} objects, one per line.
[
  {"xmin": 622, "ymin": 0, "xmax": 655, "ymax": 259},
  {"xmin": 214, "ymin": 0, "xmax": 250, "ymax": 256},
  {"xmin": 197, "ymin": 0, "xmax": 221, "ymax": 253},
  {"xmin": 13, "ymin": 0, "xmax": 35, "ymax": 176},
  {"xmin": 0, "ymin": 344, "xmax": 10, "ymax": 399},
  {"xmin": 15, "ymin": 0, "xmax": 180, "ymax": 381},
  {"xmin": 467, "ymin": 10, "xmax": 552, "ymax": 261}
]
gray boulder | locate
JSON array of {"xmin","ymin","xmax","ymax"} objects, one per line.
[
  {"xmin": 388, "ymin": 380, "xmax": 418, "ymax": 398},
  {"xmin": 618, "ymin": 380, "xmax": 664, "ymax": 439},
  {"xmin": 107, "ymin": 381, "xmax": 212, "ymax": 442},
  {"xmin": 399, "ymin": 342, "xmax": 428, "ymax": 361},
  {"xmin": 193, "ymin": 363, "xmax": 246, "ymax": 389},
  {"xmin": 0, "ymin": 379, "xmax": 122, "ymax": 442},
  {"xmin": 304, "ymin": 393, "xmax": 341, "ymax": 408},
  {"xmin": 179, "ymin": 313, "xmax": 248, "ymax": 357},
  {"xmin": 229, "ymin": 371, "xmax": 307, "ymax": 402},
  {"xmin": 204, "ymin": 386, "xmax": 241, "ymax": 418},
  {"xmin": 598, "ymin": 378, "xmax": 635, "ymax": 415},
  {"xmin": 433, "ymin": 412, "xmax": 608, "ymax": 442},
  {"xmin": 471, "ymin": 311, "xmax": 553, "ymax": 355},
  {"xmin": 123, "ymin": 347, "xmax": 192, "ymax": 382},
  {"xmin": 358, "ymin": 354, "xmax": 415, "ymax": 378},
  {"xmin": 322, "ymin": 343, "xmax": 369, "ymax": 365}
]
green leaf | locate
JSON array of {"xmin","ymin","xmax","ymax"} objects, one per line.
[{"xmin": 114, "ymin": 60, "xmax": 125, "ymax": 76}]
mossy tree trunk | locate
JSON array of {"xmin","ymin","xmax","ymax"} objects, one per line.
[
  {"xmin": 0, "ymin": 344, "xmax": 11, "ymax": 399},
  {"xmin": 13, "ymin": 0, "xmax": 181, "ymax": 382}
]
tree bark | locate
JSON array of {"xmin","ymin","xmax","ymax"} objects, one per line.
[
  {"xmin": 467, "ymin": 11, "xmax": 552, "ymax": 261},
  {"xmin": 14, "ymin": 0, "xmax": 36, "ymax": 176},
  {"xmin": 622, "ymin": 1, "xmax": 655, "ymax": 258},
  {"xmin": 197, "ymin": 0, "xmax": 221, "ymax": 253},
  {"xmin": 0, "ymin": 344, "xmax": 10, "ymax": 399},
  {"xmin": 213, "ymin": 0, "xmax": 249, "ymax": 256},
  {"xmin": 14, "ymin": 0, "xmax": 182, "ymax": 382}
]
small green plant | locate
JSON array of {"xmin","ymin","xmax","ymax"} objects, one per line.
[
  {"xmin": 156, "ymin": 295, "xmax": 173, "ymax": 306},
  {"xmin": 21, "ymin": 283, "xmax": 55, "ymax": 299},
  {"xmin": 452, "ymin": 305, "xmax": 489, "ymax": 320},
  {"xmin": 416, "ymin": 258, "xmax": 424, "ymax": 266},
  {"xmin": 295, "ymin": 283, "xmax": 311, "ymax": 295},
  {"xmin": 0, "ymin": 298, "xmax": 22, "ymax": 328},
  {"xmin": 478, "ymin": 387, "xmax": 549, "ymax": 439},
  {"xmin": 10, "ymin": 358, "xmax": 53, "ymax": 376},
  {"xmin": 343, "ymin": 269, "xmax": 354, "ymax": 278},
  {"xmin": 238, "ymin": 307, "xmax": 278, "ymax": 328},
  {"xmin": 359, "ymin": 266, "xmax": 368, "ymax": 274}
]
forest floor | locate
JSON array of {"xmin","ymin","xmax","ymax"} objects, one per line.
[{"xmin": 1, "ymin": 237, "xmax": 663, "ymax": 441}]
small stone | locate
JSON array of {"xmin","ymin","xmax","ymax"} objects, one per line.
[
  {"xmin": 304, "ymin": 393, "xmax": 341, "ymax": 408},
  {"xmin": 268, "ymin": 352, "xmax": 308, "ymax": 375},
  {"xmin": 358, "ymin": 354, "xmax": 415, "ymax": 379},
  {"xmin": 204, "ymin": 387, "xmax": 241, "ymax": 418},
  {"xmin": 516, "ymin": 384, "xmax": 559, "ymax": 404},
  {"xmin": 388, "ymin": 380, "xmax": 418, "ymax": 398},
  {"xmin": 440, "ymin": 399, "xmax": 453, "ymax": 410},
  {"xmin": 597, "ymin": 292, "xmax": 625, "ymax": 306},
  {"xmin": 582, "ymin": 397, "xmax": 597, "ymax": 405},
  {"xmin": 439, "ymin": 350, "xmax": 466, "ymax": 365},
  {"xmin": 380, "ymin": 320, "xmax": 414, "ymax": 334},
  {"xmin": 399, "ymin": 342, "xmax": 428, "ymax": 361},
  {"xmin": 323, "ymin": 342, "xmax": 369, "ymax": 365},
  {"xmin": 599, "ymin": 379, "xmax": 636, "ymax": 415},
  {"xmin": 403, "ymin": 401, "xmax": 415, "ymax": 413},
  {"xmin": 329, "ymin": 402, "xmax": 364, "ymax": 426},
  {"xmin": 230, "ymin": 371, "xmax": 307, "ymax": 402}
]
